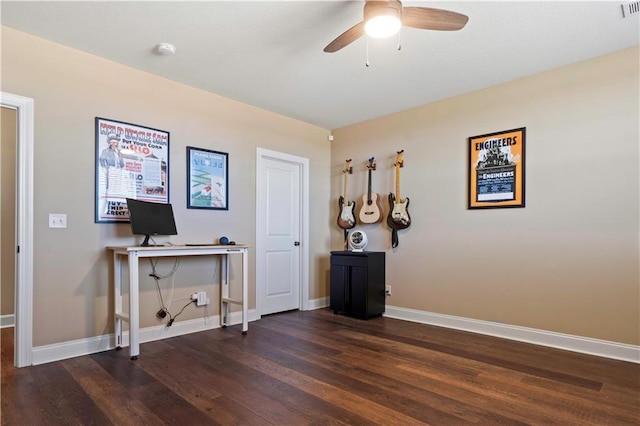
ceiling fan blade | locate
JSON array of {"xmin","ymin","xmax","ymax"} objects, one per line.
[
  {"xmin": 402, "ymin": 7, "xmax": 469, "ymax": 31},
  {"xmin": 323, "ymin": 21, "xmax": 365, "ymax": 53}
]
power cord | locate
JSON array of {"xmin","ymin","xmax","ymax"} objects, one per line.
[
  {"xmin": 149, "ymin": 257, "xmax": 180, "ymax": 279},
  {"xmin": 148, "ymin": 257, "xmax": 190, "ymax": 327},
  {"xmin": 166, "ymin": 299, "xmax": 196, "ymax": 327},
  {"xmin": 156, "ymin": 296, "xmax": 195, "ymax": 327},
  {"xmin": 148, "ymin": 257, "xmax": 180, "ymax": 309}
]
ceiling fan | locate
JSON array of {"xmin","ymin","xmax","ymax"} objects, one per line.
[{"xmin": 324, "ymin": 0, "xmax": 469, "ymax": 53}]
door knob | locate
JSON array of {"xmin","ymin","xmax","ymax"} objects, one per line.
[{"xmin": 294, "ymin": 241, "xmax": 300, "ymax": 246}]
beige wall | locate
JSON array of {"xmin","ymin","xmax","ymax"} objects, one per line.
[
  {"xmin": 332, "ymin": 47, "xmax": 640, "ymax": 345},
  {"xmin": 1, "ymin": 27, "xmax": 331, "ymax": 346},
  {"xmin": 2, "ymin": 24, "xmax": 638, "ymax": 350},
  {"xmin": 1, "ymin": 107, "xmax": 17, "ymax": 316}
]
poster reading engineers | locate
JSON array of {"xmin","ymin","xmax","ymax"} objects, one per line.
[
  {"xmin": 95, "ymin": 117, "xmax": 170, "ymax": 222},
  {"xmin": 468, "ymin": 127, "xmax": 525, "ymax": 209}
]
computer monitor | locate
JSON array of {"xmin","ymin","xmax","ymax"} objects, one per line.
[{"xmin": 125, "ymin": 198, "xmax": 177, "ymax": 246}]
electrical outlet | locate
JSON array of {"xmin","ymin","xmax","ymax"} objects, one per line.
[
  {"xmin": 196, "ymin": 291, "xmax": 208, "ymax": 306},
  {"xmin": 385, "ymin": 285, "xmax": 391, "ymax": 296}
]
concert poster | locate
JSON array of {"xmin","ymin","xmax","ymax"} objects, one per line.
[{"xmin": 468, "ymin": 127, "xmax": 526, "ymax": 209}]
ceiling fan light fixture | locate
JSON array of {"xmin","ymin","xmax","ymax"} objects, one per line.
[
  {"xmin": 363, "ymin": 1, "xmax": 402, "ymax": 39},
  {"xmin": 365, "ymin": 15, "xmax": 401, "ymax": 38}
]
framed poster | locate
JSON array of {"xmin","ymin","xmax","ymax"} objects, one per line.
[
  {"xmin": 187, "ymin": 146, "xmax": 228, "ymax": 210},
  {"xmin": 468, "ymin": 127, "xmax": 525, "ymax": 209},
  {"xmin": 95, "ymin": 117, "xmax": 170, "ymax": 222}
]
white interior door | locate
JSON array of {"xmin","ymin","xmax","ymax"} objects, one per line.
[{"xmin": 257, "ymin": 149, "xmax": 309, "ymax": 316}]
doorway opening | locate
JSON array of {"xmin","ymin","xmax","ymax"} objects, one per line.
[{"xmin": 1, "ymin": 92, "xmax": 35, "ymax": 367}]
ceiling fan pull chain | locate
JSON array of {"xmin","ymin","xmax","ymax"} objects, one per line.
[
  {"xmin": 397, "ymin": 29, "xmax": 402, "ymax": 51},
  {"xmin": 365, "ymin": 37, "xmax": 370, "ymax": 67}
]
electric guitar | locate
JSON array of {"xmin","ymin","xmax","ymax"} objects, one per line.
[
  {"xmin": 387, "ymin": 150, "xmax": 411, "ymax": 229},
  {"xmin": 359, "ymin": 157, "xmax": 383, "ymax": 224},
  {"xmin": 337, "ymin": 159, "xmax": 356, "ymax": 229}
]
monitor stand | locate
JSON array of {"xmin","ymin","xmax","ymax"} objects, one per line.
[{"xmin": 140, "ymin": 235, "xmax": 163, "ymax": 247}]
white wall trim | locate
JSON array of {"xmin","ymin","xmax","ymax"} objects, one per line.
[
  {"xmin": 0, "ymin": 92, "xmax": 34, "ymax": 368},
  {"xmin": 255, "ymin": 148, "xmax": 310, "ymax": 315},
  {"xmin": 384, "ymin": 305, "xmax": 640, "ymax": 364},
  {"xmin": 307, "ymin": 297, "xmax": 329, "ymax": 310},
  {"xmin": 0, "ymin": 314, "xmax": 15, "ymax": 329},
  {"xmin": 32, "ymin": 332, "xmax": 114, "ymax": 366},
  {"xmin": 28, "ymin": 305, "xmax": 640, "ymax": 365},
  {"xmin": 32, "ymin": 309, "xmax": 259, "ymax": 365}
]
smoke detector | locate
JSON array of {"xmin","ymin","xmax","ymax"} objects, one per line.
[{"xmin": 155, "ymin": 42, "xmax": 176, "ymax": 56}]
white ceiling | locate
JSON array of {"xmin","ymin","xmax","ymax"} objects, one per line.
[{"xmin": 1, "ymin": 1, "xmax": 638, "ymax": 129}]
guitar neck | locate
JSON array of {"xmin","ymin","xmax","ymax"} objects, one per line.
[
  {"xmin": 395, "ymin": 164, "xmax": 401, "ymax": 202},
  {"xmin": 367, "ymin": 169, "xmax": 372, "ymax": 201},
  {"xmin": 343, "ymin": 170, "xmax": 349, "ymax": 201}
]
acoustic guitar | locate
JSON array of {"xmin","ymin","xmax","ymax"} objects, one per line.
[
  {"xmin": 337, "ymin": 159, "xmax": 356, "ymax": 229},
  {"xmin": 387, "ymin": 150, "xmax": 411, "ymax": 247},
  {"xmin": 359, "ymin": 157, "xmax": 383, "ymax": 224}
]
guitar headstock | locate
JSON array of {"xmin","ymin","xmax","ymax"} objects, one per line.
[
  {"xmin": 366, "ymin": 157, "xmax": 377, "ymax": 171},
  {"xmin": 343, "ymin": 159, "xmax": 353, "ymax": 174},
  {"xmin": 394, "ymin": 150, "xmax": 404, "ymax": 168}
]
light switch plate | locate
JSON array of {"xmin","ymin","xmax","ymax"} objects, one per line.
[{"xmin": 49, "ymin": 213, "xmax": 67, "ymax": 228}]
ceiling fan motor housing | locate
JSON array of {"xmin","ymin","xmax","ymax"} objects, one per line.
[{"xmin": 364, "ymin": 0, "xmax": 402, "ymax": 21}]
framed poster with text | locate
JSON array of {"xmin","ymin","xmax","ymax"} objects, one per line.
[
  {"xmin": 95, "ymin": 117, "xmax": 170, "ymax": 222},
  {"xmin": 187, "ymin": 146, "xmax": 229, "ymax": 210},
  {"xmin": 468, "ymin": 127, "xmax": 525, "ymax": 209}
]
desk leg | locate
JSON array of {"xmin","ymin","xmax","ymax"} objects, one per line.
[
  {"xmin": 219, "ymin": 251, "xmax": 247, "ymax": 334},
  {"xmin": 114, "ymin": 252, "xmax": 123, "ymax": 349},
  {"xmin": 129, "ymin": 251, "xmax": 140, "ymax": 360},
  {"xmin": 220, "ymin": 254, "xmax": 228, "ymax": 328},
  {"xmin": 220, "ymin": 254, "xmax": 229, "ymax": 327},
  {"xmin": 242, "ymin": 249, "xmax": 248, "ymax": 334}
]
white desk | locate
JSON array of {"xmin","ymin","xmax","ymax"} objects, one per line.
[{"xmin": 108, "ymin": 244, "xmax": 249, "ymax": 359}]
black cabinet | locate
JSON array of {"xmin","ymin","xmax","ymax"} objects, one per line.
[{"xmin": 330, "ymin": 251, "xmax": 385, "ymax": 319}]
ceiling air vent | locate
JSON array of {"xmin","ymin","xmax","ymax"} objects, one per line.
[{"xmin": 621, "ymin": 1, "xmax": 640, "ymax": 17}]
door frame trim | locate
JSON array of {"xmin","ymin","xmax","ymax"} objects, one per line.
[
  {"xmin": 256, "ymin": 148, "xmax": 309, "ymax": 317},
  {"xmin": 1, "ymin": 92, "xmax": 34, "ymax": 367}
]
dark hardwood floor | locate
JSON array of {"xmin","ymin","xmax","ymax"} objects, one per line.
[{"xmin": 2, "ymin": 309, "xmax": 639, "ymax": 425}]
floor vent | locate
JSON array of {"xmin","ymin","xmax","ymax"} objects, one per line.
[{"xmin": 621, "ymin": 1, "xmax": 640, "ymax": 17}]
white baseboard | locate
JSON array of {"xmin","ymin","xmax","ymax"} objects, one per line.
[
  {"xmin": 31, "ymin": 297, "xmax": 329, "ymax": 365},
  {"xmin": 32, "ymin": 309, "xmax": 259, "ymax": 366},
  {"xmin": 384, "ymin": 305, "xmax": 640, "ymax": 364},
  {"xmin": 0, "ymin": 314, "xmax": 15, "ymax": 328},
  {"xmin": 29, "ymin": 305, "xmax": 639, "ymax": 365},
  {"xmin": 307, "ymin": 296, "xmax": 329, "ymax": 310}
]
